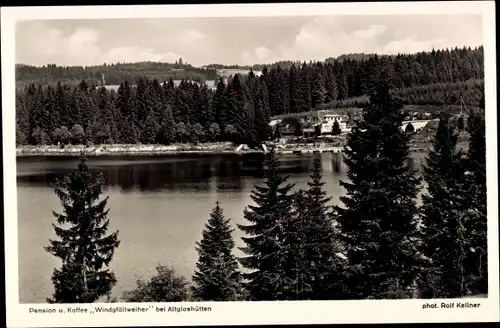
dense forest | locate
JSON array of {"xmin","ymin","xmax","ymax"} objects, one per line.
[
  {"xmin": 16, "ymin": 46, "xmax": 484, "ymax": 147},
  {"xmin": 16, "ymin": 61, "xmax": 218, "ymax": 88},
  {"xmin": 45, "ymin": 77, "xmax": 487, "ymax": 302}
]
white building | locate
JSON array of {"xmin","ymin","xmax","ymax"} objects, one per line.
[{"xmin": 318, "ymin": 113, "xmax": 347, "ymax": 134}]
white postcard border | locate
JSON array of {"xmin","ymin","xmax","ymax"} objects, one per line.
[{"xmin": 2, "ymin": 2, "xmax": 498, "ymax": 327}]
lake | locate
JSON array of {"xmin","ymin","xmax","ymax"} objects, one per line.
[{"xmin": 16, "ymin": 152, "xmax": 427, "ymax": 303}]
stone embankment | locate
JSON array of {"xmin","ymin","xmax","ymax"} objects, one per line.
[{"xmin": 16, "ymin": 140, "xmax": 444, "ymax": 157}]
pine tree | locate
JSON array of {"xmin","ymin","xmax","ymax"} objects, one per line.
[
  {"xmin": 462, "ymin": 105, "xmax": 487, "ymax": 295},
  {"xmin": 335, "ymin": 74, "xmax": 422, "ymax": 299},
  {"xmin": 298, "ymin": 65, "xmax": 312, "ymax": 112},
  {"xmin": 332, "ymin": 120, "xmax": 342, "ymax": 135},
  {"xmin": 311, "ymin": 70, "xmax": 326, "ymax": 108},
  {"xmin": 140, "ymin": 114, "xmax": 160, "ymax": 144},
  {"xmin": 55, "ymin": 82, "xmax": 71, "ymax": 127},
  {"xmin": 288, "ymin": 65, "xmax": 301, "ymax": 113},
  {"xmin": 45, "ymin": 153, "xmax": 120, "ymax": 303},
  {"xmin": 192, "ymin": 201, "xmax": 242, "ymax": 301},
  {"xmin": 324, "ymin": 64, "xmax": 338, "ymax": 102},
  {"xmin": 116, "ymin": 82, "xmax": 135, "ymax": 143},
  {"xmin": 157, "ymin": 105, "xmax": 176, "ymax": 145},
  {"xmin": 405, "ymin": 122, "xmax": 415, "ymax": 134},
  {"xmin": 293, "ymin": 120, "xmax": 303, "ymax": 137},
  {"xmin": 301, "ymin": 156, "xmax": 343, "ymax": 299},
  {"xmin": 237, "ymin": 148, "xmax": 296, "ymax": 300},
  {"xmin": 418, "ymin": 113, "xmax": 468, "ymax": 298},
  {"xmin": 212, "ymin": 78, "xmax": 228, "ymax": 129}
]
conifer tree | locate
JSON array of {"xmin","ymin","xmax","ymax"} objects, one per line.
[
  {"xmin": 462, "ymin": 105, "xmax": 487, "ymax": 295},
  {"xmin": 418, "ymin": 113, "xmax": 468, "ymax": 298},
  {"xmin": 335, "ymin": 73, "xmax": 422, "ymax": 299},
  {"xmin": 332, "ymin": 120, "xmax": 342, "ymax": 135},
  {"xmin": 192, "ymin": 201, "xmax": 242, "ymax": 301},
  {"xmin": 212, "ymin": 78, "xmax": 228, "ymax": 129},
  {"xmin": 140, "ymin": 114, "xmax": 160, "ymax": 144},
  {"xmin": 157, "ymin": 105, "xmax": 176, "ymax": 145},
  {"xmin": 301, "ymin": 156, "xmax": 343, "ymax": 299},
  {"xmin": 288, "ymin": 65, "xmax": 301, "ymax": 113},
  {"xmin": 324, "ymin": 64, "xmax": 338, "ymax": 102},
  {"xmin": 405, "ymin": 122, "xmax": 415, "ymax": 134},
  {"xmin": 311, "ymin": 71, "xmax": 326, "ymax": 108},
  {"xmin": 298, "ymin": 65, "xmax": 312, "ymax": 112},
  {"xmin": 238, "ymin": 148, "xmax": 296, "ymax": 300},
  {"xmin": 45, "ymin": 153, "xmax": 120, "ymax": 303}
]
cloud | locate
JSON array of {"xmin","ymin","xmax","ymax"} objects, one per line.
[
  {"xmin": 16, "ymin": 21, "xmax": 182, "ymax": 66},
  {"xmin": 241, "ymin": 51, "xmax": 253, "ymax": 65},
  {"xmin": 240, "ymin": 46, "xmax": 272, "ymax": 64},
  {"xmin": 61, "ymin": 28, "xmax": 102, "ymax": 64},
  {"xmin": 353, "ymin": 25, "xmax": 387, "ymax": 39},
  {"xmin": 282, "ymin": 16, "xmax": 372, "ymax": 61},
  {"xmin": 383, "ymin": 37, "xmax": 448, "ymax": 54},
  {"xmin": 254, "ymin": 46, "xmax": 271, "ymax": 61},
  {"xmin": 16, "ymin": 15, "xmax": 483, "ymax": 66}
]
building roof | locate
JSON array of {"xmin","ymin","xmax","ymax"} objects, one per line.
[{"xmin": 268, "ymin": 119, "xmax": 281, "ymax": 127}]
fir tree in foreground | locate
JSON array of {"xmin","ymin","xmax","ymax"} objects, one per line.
[
  {"xmin": 418, "ymin": 113, "xmax": 469, "ymax": 298},
  {"xmin": 237, "ymin": 148, "xmax": 296, "ymax": 300},
  {"xmin": 462, "ymin": 103, "xmax": 487, "ymax": 295},
  {"xmin": 298, "ymin": 156, "xmax": 343, "ymax": 299},
  {"xmin": 45, "ymin": 153, "xmax": 120, "ymax": 303},
  {"xmin": 335, "ymin": 74, "xmax": 422, "ymax": 299},
  {"xmin": 192, "ymin": 201, "xmax": 242, "ymax": 301}
]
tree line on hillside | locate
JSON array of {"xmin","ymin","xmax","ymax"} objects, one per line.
[
  {"xmin": 320, "ymin": 79, "xmax": 484, "ymax": 110},
  {"xmin": 17, "ymin": 46, "xmax": 484, "ymax": 97},
  {"xmin": 16, "ymin": 55, "xmax": 484, "ymax": 147},
  {"xmin": 16, "ymin": 61, "xmax": 217, "ymax": 87},
  {"xmin": 18, "ymin": 46, "xmax": 482, "ymax": 89},
  {"xmin": 16, "ymin": 73, "xmax": 273, "ymax": 148},
  {"xmin": 44, "ymin": 76, "xmax": 487, "ymax": 302}
]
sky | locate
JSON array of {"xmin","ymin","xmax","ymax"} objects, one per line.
[{"xmin": 16, "ymin": 15, "xmax": 483, "ymax": 67}]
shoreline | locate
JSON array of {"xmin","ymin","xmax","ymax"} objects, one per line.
[
  {"xmin": 15, "ymin": 143, "xmax": 442, "ymax": 157},
  {"xmin": 16, "ymin": 144, "xmax": 344, "ymax": 157}
]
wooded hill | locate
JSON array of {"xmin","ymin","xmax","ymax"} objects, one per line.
[{"xmin": 15, "ymin": 46, "xmax": 484, "ymax": 147}]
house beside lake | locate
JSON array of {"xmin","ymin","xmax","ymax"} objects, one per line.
[
  {"xmin": 318, "ymin": 112, "xmax": 348, "ymax": 134},
  {"xmin": 270, "ymin": 110, "xmax": 351, "ymax": 138}
]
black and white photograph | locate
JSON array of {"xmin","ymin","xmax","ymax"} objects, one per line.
[{"xmin": 2, "ymin": 2, "xmax": 498, "ymax": 326}]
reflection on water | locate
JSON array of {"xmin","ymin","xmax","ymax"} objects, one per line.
[
  {"xmin": 16, "ymin": 153, "xmax": 423, "ymax": 303},
  {"xmin": 17, "ymin": 153, "xmax": 338, "ymax": 192}
]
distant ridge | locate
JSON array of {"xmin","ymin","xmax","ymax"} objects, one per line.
[{"xmin": 16, "ymin": 46, "xmax": 482, "ymax": 69}]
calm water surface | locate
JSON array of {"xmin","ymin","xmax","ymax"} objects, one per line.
[{"xmin": 17, "ymin": 153, "xmax": 426, "ymax": 303}]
